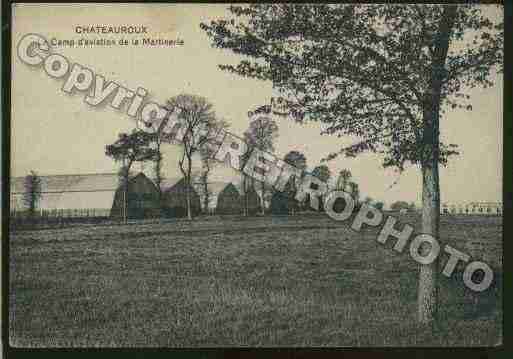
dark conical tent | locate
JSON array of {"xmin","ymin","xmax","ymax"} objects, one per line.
[
  {"xmin": 111, "ymin": 172, "xmax": 161, "ymax": 219},
  {"xmin": 161, "ymin": 178, "xmax": 202, "ymax": 217},
  {"xmin": 216, "ymin": 183, "xmax": 242, "ymax": 215}
]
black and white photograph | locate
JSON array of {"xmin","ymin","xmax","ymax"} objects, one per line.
[{"xmin": 3, "ymin": 2, "xmax": 505, "ymax": 349}]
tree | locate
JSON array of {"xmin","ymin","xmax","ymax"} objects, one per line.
[
  {"xmin": 284, "ymin": 150, "xmax": 307, "ymax": 171},
  {"xmin": 336, "ymin": 169, "xmax": 352, "ymax": 191},
  {"xmin": 363, "ymin": 196, "xmax": 373, "ymax": 205},
  {"xmin": 283, "ymin": 150, "xmax": 307, "ymax": 214},
  {"xmin": 348, "ymin": 181, "xmax": 360, "ymax": 205},
  {"xmin": 239, "ymin": 142, "xmax": 254, "ymax": 217},
  {"xmin": 116, "ymin": 164, "xmax": 130, "ymax": 219},
  {"xmin": 375, "ymin": 201, "xmax": 385, "ymax": 210},
  {"xmin": 244, "ymin": 113, "xmax": 279, "ymax": 214},
  {"xmin": 197, "ymin": 154, "xmax": 212, "ymax": 215},
  {"xmin": 142, "ymin": 121, "xmax": 165, "ymax": 212},
  {"xmin": 164, "ymin": 94, "xmax": 222, "ymax": 220},
  {"xmin": 105, "ymin": 129, "xmax": 158, "ymax": 223},
  {"xmin": 312, "ymin": 164, "xmax": 332, "ymax": 211},
  {"xmin": 23, "ymin": 170, "xmax": 42, "ymax": 217},
  {"xmin": 312, "ymin": 164, "xmax": 332, "ymax": 183},
  {"xmin": 201, "ymin": 4, "xmax": 502, "ymax": 324},
  {"xmin": 198, "ymin": 119, "xmax": 229, "ymax": 214}
]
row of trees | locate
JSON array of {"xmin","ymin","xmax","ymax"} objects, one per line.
[{"xmin": 105, "ymin": 94, "xmax": 381, "ymax": 221}]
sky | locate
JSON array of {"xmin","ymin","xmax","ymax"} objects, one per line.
[{"xmin": 10, "ymin": 3, "xmax": 503, "ymax": 207}]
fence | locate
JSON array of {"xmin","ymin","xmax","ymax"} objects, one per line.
[{"xmin": 10, "ymin": 208, "xmax": 112, "ymax": 231}]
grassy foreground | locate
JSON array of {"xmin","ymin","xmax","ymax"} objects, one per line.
[{"xmin": 9, "ymin": 213, "xmax": 502, "ymax": 347}]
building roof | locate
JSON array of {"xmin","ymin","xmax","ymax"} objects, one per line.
[
  {"xmin": 442, "ymin": 201, "xmax": 502, "ymax": 207},
  {"xmin": 159, "ymin": 177, "xmax": 182, "ymax": 192},
  {"xmin": 10, "ymin": 172, "xmax": 141, "ymax": 211},
  {"xmin": 10, "ymin": 173, "xmax": 120, "ymax": 194}
]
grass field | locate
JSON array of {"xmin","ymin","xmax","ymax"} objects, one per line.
[{"xmin": 8, "ymin": 213, "xmax": 502, "ymax": 347}]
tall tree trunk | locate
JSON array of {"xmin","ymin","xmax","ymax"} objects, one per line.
[
  {"xmin": 123, "ymin": 169, "xmax": 129, "ymax": 224},
  {"xmin": 261, "ymin": 181, "xmax": 265, "ymax": 215},
  {"xmin": 203, "ymin": 179, "xmax": 209, "ymax": 215},
  {"xmin": 418, "ymin": 161, "xmax": 440, "ymax": 324},
  {"xmin": 186, "ymin": 183, "xmax": 192, "ymax": 220},
  {"xmin": 417, "ymin": 5, "xmax": 457, "ymax": 325},
  {"xmin": 242, "ymin": 173, "xmax": 248, "ymax": 216},
  {"xmin": 186, "ymin": 156, "xmax": 193, "ymax": 220},
  {"xmin": 154, "ymin": 141, "xmax": 163, "ymax": 217},
  {"xmin": 30, "ymin": 188, "xmax": 35, "ymax": 218}
]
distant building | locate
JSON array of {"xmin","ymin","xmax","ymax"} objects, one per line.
[
  {"xmin": 161, "ymin": 178, "xmax": 202, "ymax": 217},
  {"xmin": 10, "ymin": 173, "xmax": 119, "ymax": 216},
  {"xmin": 110, "ymin": 173, "xmax": 161, "ymax": 219},
  {"xmin": 189, "ymin": 181, "xmax": 261, "ymax": 214},
  {"xmin": 242, "ymin": 186, "xmax": 262, "ymax": 215},
  {"xmin": 216, "ymin": 183, "xmax": 242, "ymax": 215},
  {"xmin": 236, "ymin": 183, "xmax": 261, "ymax": 215},
  {"xmin": 10, "ymin": 172, "xmax": 160, "ymax": 219},
  {"xmin": 440, "ymin": 201, "xmax": 502, "ymax": 215}
]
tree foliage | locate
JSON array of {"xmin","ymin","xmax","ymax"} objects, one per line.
[
  {"xmin": 244, "ymin": 113, "xmax": 279, "ymax": 214},
  {"xmin": 283, "ymin": 150, "xmax": 307, "ymax": 171},
  {"xmin": 164, "ymin": 94, "xmax": 225, "ymax": 219},
  {"xmin": 336, "ymin": 169, "xmax": 352, "ymax": 191},
  {"xmin": 312, "ymin": 164, "xmax": 331, "ymax": 183},
  {"xmin": 105, "ymin": 129, "xmax": 159, "ymax": 168},
  {"xmin": 244, "ymin": 113, "xmax": 279, "ymax": 152},
  {"xmin": 198, "ymin": 118, "xmax": 230, "ymax": 213},
  {"xmin": 201, "ymin": 4, "xmax": 503, "ymax": 170}
]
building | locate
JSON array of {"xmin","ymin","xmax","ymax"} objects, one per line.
[
  {"xmin": 215, "ymin": 183, "xmax": 242, "ymax": 215},
  {"xmin": 440, "ymin": 201, "xmax": 502, "ymax": 215},
  {"xmin": 10, "ymin": 173, "xmax": 119, "ymax": 217},
  {"xmin": 193, "ymin": 180, "xmax": 262, "ymax": 215},
  {"xmin": 10, "ymin": 172, "xmax": 160, "ymax": 219},
  {"xmin": 110, "ymin": 173, "xmax": 161, "ymax": 219},
  {"xmin": 161, "ymin": 178, "xmax": 202, "ymax": 217}
]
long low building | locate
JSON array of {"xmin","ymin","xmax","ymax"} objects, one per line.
[
  {"xmin": 10, "ymin": 173, "xmax": 120, "ymax": 216},
  {"xmin": 441, "ymin": 201, "xmax": 502, "ymax": 215},
  {"xmin": 10, "ymin": 172, "xmax": 160, "ymax": 218}
]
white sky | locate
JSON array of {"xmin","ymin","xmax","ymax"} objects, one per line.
[{"xmin": 11, "ymin": 4, "xmax": 503, "ymax": 206}]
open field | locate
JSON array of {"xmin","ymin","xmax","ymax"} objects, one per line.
[{"xmin": 8, "ymin": 213, "xmax": 502, "ymax": 347}]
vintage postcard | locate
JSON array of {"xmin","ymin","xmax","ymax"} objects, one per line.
[{"xmin": 5, "ymin": 3, "xmax": 503, "ymax": 348}]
